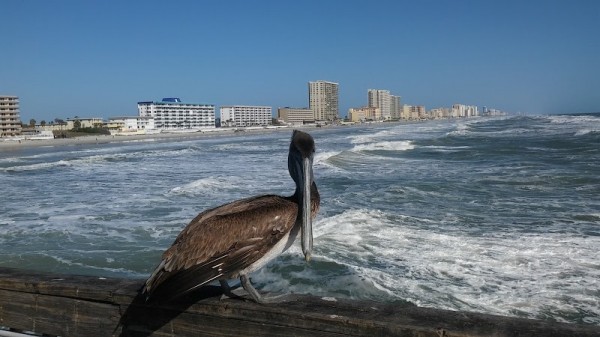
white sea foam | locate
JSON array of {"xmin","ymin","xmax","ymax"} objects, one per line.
[
  {"xmin": 352, "ymin": 140, "xmax": 414, "ymax": 152},
  {"xmin": 422, "ymin": 145, "xmax": 470, "ymax": 153},
  {"xmin": 314, "ymin": 150, "xmax": 340, "ymax": 163},
  {"xmin": 44, "ymin": 254, "xmax": 147, "ymax": 277},
  {"xmin": 213, "ymin": 142, "xmax": 282, "ymax": 152},
  {"xmin": 348, "ymin": 129, "xmax": 395, "ymax": 144},
  {"xmin": 574, "ymin": 128, "xmax": 599, "ymax": 136},
  {"xmin": 0, "ymin": 157, "xmax": 23, "ymax": 164},
  {"xmin": 548, "ymin": 115, "xmax": 600, "ymax": 125},
  {"xmin": 348, "ymin": 134, "xmax": 376, "ymax": 144},
  {"xmin": 0, "ymin": 160, "xmax": 72, "ymax": 172},
  {"xmin": 256, "ymin": 208, "xmax": 600, "ymax": 323},
  {"xmin": 0, "ymin": 151, "xmax": 139, "ymax": 172},
  {"xmin": 446, "ymin": 122, "xmax": 471, "ymax": 136},
  {"xmin": 167, "ymin": 176, "xmax": 245, "ymax": 196},
  {"xmin": 313, "ymin": 150, "xmax": 345, "ymax": 172}
]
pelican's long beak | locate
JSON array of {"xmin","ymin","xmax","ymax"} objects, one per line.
[{"xmin": 301, "ymin": 156, "xmax": 313, "ymax": 262}]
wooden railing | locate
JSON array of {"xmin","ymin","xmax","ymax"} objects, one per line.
[{"xmin": 0, "ymin": 267, "xmax": 597, "ymax": 336}]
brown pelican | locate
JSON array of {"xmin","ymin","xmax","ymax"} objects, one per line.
[{"xmin": 143, "ymin": 130, "xmax": 319, "ymax": 303}]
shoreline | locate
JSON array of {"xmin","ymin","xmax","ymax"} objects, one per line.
[
  {"xmin": 0, "ymin": 126, "xmax": 311, "ymax": 151},
  {"xmin": 0, "ymin": 121, "xmax": 411, "ymax": 151},
  {"xmin": 0, "ymin": 117, "xmax": 481, "ymax": 152}
]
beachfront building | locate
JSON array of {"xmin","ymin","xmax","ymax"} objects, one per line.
[
  {"xmin": 39, "ymin": 122, "xmax": 68, "ymax": 132},
  {"xmin": 429, "ymin": 107, "xmax": 451, "ymax": 119},
  {"xmin": 412, "ymin": 105, "xmax": 427, "ymax": 119},
  {"xmin": 348, "ymin": 106, "xmax": 381, "ymax": 122},
  {"xmin": 368, "ymin": 89, "xmax": 391, "ymax": 120},
  {"xmin": 108, "ymin": 116, "xmax": 156, "ymax": 134},
  {"xmin": 137, "ymin": 98, "xmax": 215, "ymax": 130},
  {"xmin": 66, "ymin": 118, "xmax": 104, "ymax": 129},
  {"xmin": 220, "ymin": 105, "xmax": 272, "ymax": 128},
  {"xmin": 452, "ymin": 104, "xmax": 479, "ymax": 118},
  {"xmin": 309, "ymin": 80, "xmax": 339, "ymax": 122},
  {"xmin": 277, "ymin": 107, "xmax": 314, "ymax": 125},
  {"xmin": 401, "ymin": 105, "xmax": 411, "ymax": 120},
  {"xmin": 482, "ymin": 107, "xmax": 505, "ymax": 116},
  {"xmin": 0, "ymin": 95, "xmax": 22, "ymax": 137},
  {"xmin": 367, "ymin": 89, "xmax": 402, "ymax": 120},
  {"xmin": 390, "ymin": 95, "xmax": 401, "ymax": 119},
  {"xmin": 402, "ymin": 105, "xmax": 426, "ymax": 120}
]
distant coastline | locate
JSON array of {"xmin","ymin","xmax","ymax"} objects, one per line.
[
  {"xmin": 0, "ymin": 125, "xmax": 332, "ymax": 151},
  {"xmin": 0, "ymin": 117, "xmax": 495, "ymax": 151}
]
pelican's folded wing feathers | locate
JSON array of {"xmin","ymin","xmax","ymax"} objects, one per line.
[{"xmin": 143, "ymin": 195, "xmax": 297, "ymax": 301}]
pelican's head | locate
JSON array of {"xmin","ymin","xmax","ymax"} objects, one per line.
[{"xmin": 288, "ymin": 130, "xmax": 316, "ymax": 262}]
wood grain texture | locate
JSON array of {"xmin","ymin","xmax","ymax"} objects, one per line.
[{"xmin": 0, "ymin": 267, "xmax": 598, "ymax": 337}]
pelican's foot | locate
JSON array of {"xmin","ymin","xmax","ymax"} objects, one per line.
[
  {"xmin": 219, "ymin": 277, "xmax": 289, "ymax": 303},
  {"xmin": 239, "ymin": 275, "xmax": 290, "ymax": 304},
  {"xmin": 252, "ymin": 293, "xmax": 290, "ymax": 304},
  {"xmin": 219, "ymin": 280, "xmax": 244, "ymax": 301}
]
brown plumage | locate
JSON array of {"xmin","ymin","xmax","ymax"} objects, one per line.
[{"xmin": 143, "ymin": 130, "xmax": 319, "ymax": 303}]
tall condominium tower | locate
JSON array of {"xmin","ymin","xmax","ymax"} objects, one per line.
[
  {"xmin": 368, "ymin": 89, "xmax": 402, "ymax": 120},
  {"xmin": 390, "ymin": 94, "xmax": 401, "ymax": 119},
  {"xmin": 309, "ymin": 80, "xmax": 339, "ymax": 121},
  {"xmin": 368, "ymin": 89, "xmax": 391, "ymax": 120},
  {"xmin": 0, "ymin": 95, "xmax": 22, "ymax": 137}
]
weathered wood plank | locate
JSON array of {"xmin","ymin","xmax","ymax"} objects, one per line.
[
  {"xmin": 0, "ymin": 267, "xmax": 138, "ymax": 303},
  {"xmin": 0, "ymin": 267, "xmax": 598, "ymax": 337},
  {"xmin": 0, "ymin": 289, "xmax": 120, "ymax": 337},
  {"xmin": 119, "ymin": 295, "xmax": 417, "ymax": 337}
]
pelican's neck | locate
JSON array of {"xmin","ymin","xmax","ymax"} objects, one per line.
[{"xmin": 292, "ymin": 182, "xmax": 320, "ymax": 212}]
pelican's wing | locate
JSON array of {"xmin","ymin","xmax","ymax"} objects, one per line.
[{"xmin": 143, "ymin": 195, "xmax": 297, "ymax": 301}]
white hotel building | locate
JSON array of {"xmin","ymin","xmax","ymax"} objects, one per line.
[
  {"xmin": 220, "ymin": 105, "xmax": 272, "ymax": 127},
  {"xmin": 137, "ymin": 98, "xmax": 215, "ymax": 130},
  {"xmin": 107, "ymin": 116, "xmax": 156, "ymax": 134}
]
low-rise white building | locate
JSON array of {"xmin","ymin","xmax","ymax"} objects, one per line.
[
  {"xmin": 108, "ymin": 116, "xmax": 156, "ymax": 134},
  {"xmin": 138, "ymin": 98, "xmax": 215, "ymax": 130},
  {"xmin": 220, "ymin": 105, "xmax": 272, "ymax": 127}
]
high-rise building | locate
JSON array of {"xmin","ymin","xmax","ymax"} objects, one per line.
[
  {"xmin": 220, "ymin": 105, "xmax": 272, "ymax": 127},
  {"xmin": 452, "ymin": 104, "xmax": 479, "ymax": 118},
  {"xmin": 0, "ymin": 95, "xmax": 22, "ymax": 137},
  {"xmin": 138, "ymin": 98, "xmax": 215, "ymax": 130},
  {"xmin": 309, "ymin": 80, "xmax": 339, "ymax": 121},
  {"xmin": 368, "ymin": 90, "xmax": 401, "ymax": 120},
  {"xmin": 368, "ymin": 89, "xmax": 391, "ymax": 120},
  {"xmin": 390, "ymin": 95, "xmax": 401, "ymax": 119}
]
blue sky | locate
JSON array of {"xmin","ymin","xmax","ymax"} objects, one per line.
[{"xmin": 1, "ymin": 0, "xmax": 599, "ymax": 121}]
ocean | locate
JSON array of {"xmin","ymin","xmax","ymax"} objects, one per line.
[{"xmin": 1, "ymin": 114, "xmax": 599, "ymax": 325}]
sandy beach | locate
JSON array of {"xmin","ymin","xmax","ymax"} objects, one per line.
[{"xmin": 0, "ymin": 126, "xmax": 309, "ymax": 151}]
